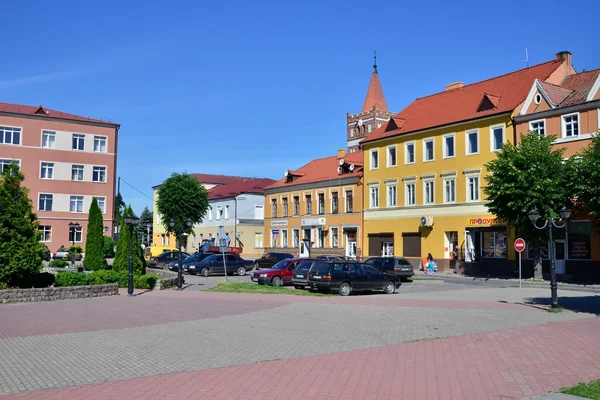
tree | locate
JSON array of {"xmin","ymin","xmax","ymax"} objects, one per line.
[
  {"xmin": 103, "ymin": 236, "xmax": 116, "ymax": 258},
  {"xmin": 156, "ymin": 172, "xmax": 209, "ymax": 241},
  {"xmin": 84, "ymin": 198, "xmax": 107, "ymax": 270},
  {"xmin": 577, "ymin": 132, "xmax": 600, "ymax": 233},
  {"xmin": 137, "ymin": 207, "xmax": 153, "ymax": 246},
  {"xmin": 484, "ymin": 132, "xmax": 575, "ymax": 279},
  {"xmin": 112, "ymin": 205, "xmax": 144, "ymax": 274},
  {"xmin": 114, "ymin": 192, "xmax": 125, "ymax": 229},
  {"xmin": 0, "ymin": 164, "xmax": 43, "ymax": 287}
]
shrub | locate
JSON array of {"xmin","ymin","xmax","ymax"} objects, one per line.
[
  {"xmin": 0, "ymin": 282, "xmax": 8, "ymax": 290},
  {"xmin": 55, "ymin": 271, "xmax": 91, "ymax": 287},
  {"xmin": 40, "ymin": 245, "xmax": 51, "ymax": 262},
  {"xmin": 134, "ymin": 274, "xmax": 157, "ymax": 290},
  {"xmin": 64, "ymin": 253, "xmax": 82, "ymax": 261},
  {"xmin": 69, "ymin": 245, "xmax": 83, "ymax": 254},
  {"xmin": 49, "ymin": 259, "xmax": 69, "ymax": 268},
  {"xmin": 84, "ymin": 198, "xmax": 106, "ymax": 271},
  {"xmin": 54, "ymin": 271, "xmax": 158, "ymax": 290},
  {"xmin": 31, "ymin": 272, "xmax": 55, "ymax": 288},
  {"xmin": 103, "ymin": 236, "xmax": 116, "ymax": 258}
]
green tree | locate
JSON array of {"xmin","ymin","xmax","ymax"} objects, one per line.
[
  {"xmin": 112, "ymin": 205, "xmax": 144, "ymax": 274},
  {"xmin": 137, "ymin": 207, "xmax": 153, "ymax": 246},
  {"xmin": 577, "ymin": 132, "xmax": 600, "ymax": 233},
  {"xmin": 0, "ymin": 164, "xmax": 43, "ymax": 287},
  {"xmin": 484, "ymin": 132, "xmax": 575, "ymax": 279},
  {"xmin": 156, "ymin": 172, "xmax": 209, "ymax": 244},
  {"xmin": 84, "ymin": 198, "xmax": 107, "ymax": 270},
  {"xmin": 114, "ymin": 192, "xmax": 125, "ymax": 229},
  {"xmin": 103, "ymin": 236, "xmax": 116, "ymax": 258}
]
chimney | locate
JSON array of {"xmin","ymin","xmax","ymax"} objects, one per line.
[
  {"xmin": 337, "ymin": 148, "xmax": 346, "ymax": 159},
  {"xmin": 555, "ymin": 51, "xmax": 572, "ymax": 68},
  {"xmin": 445, "ymin": 81, "xmax": 464, "ymax": 91}
]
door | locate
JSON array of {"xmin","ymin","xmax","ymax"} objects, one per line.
[
  {"xmin": 348, "ymin": 264, "xmax": 366, "ymax": 290},
  {"xmin": 300, "ymin": 240, "xmax": 311, "ymax": 258},
  {"xmin": 346, "ymin": 240, "xmax": 357, "ymax": 258},
  {"xmin": 362, "ymin": 265, "xmax": 386, "ymax": 290},
  {"xmin": 555, "ymin": 240, "xmax": 566, "ymax": 274},
  {"xmin": 464, "ymin": 231, "xmax": 476, "ymax": 262},
  {"xmin": 212, "ymin": 255, "xmax": 225, "ymax": 274}
]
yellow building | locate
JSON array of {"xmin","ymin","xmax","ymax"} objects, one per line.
[
  {"xmin": 360, "ymin": 53, "xmax": 574, "ymax": 275},
  {"xmin": 263, "ymin": 149, "xmax": 364, "ymax": 258}
]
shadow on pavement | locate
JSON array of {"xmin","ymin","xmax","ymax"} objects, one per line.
[{"xmin": 523, "ymin": 296, "xmax": 600, "ymax": 315}]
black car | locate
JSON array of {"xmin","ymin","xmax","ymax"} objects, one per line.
[
  {"xmin": 315, "ymin": 255, "xmax": 347, "ymax": 260},
  {"xmin": 363, "ymin": 257, "xmax": 414, "ymax": 281},
  {"xmin": 291, "ymin": 258, "xmax": 318, "ymax": 289},
  {"xmin": 187, "ymin": 253, "xmax": 254, "ymax": 276},
  {"xmin": 149, "ymin": 251, "xmax": 190, "ymax": 269},
  {"xmin": 306, "ymin": 261, "xmax": 401, "ymax": 296},
  {"xmin": 254, "ymin": 252, "xmax": 294, "ymax": 270},
  {"xmin": 168, "ymin": 252, "xmax": 212, "ymax": 272}
]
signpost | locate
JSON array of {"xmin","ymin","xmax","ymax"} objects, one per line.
[
  {"xmin": 218, "ymin": 226, "xmax": 228, "ymax": 281},
  {"xmin": 514, "ymin": 238, "xmax": 526, "ymax": 288}
]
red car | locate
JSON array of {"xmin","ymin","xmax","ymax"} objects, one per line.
[{"xmin": 251, "ymin": 258, "xmax": 303, "ymax": 286}]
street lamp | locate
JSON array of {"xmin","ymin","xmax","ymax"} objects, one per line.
[
  {"xmin": 528, "ymin": 207, "xmax": 571, "ymax": 308},
  {"xmin": 68, "ymin": 222, "xmax": 80, "ymax": 269},
  {"xmin": 124, "ymin": 214, "xmax": 140, "ymax": 296},
  {"xmin": 169, "ymin": 218, "xmax": 193, "ymax": 290},
  {"xmin": 145, "ymin": 223, "xmax": 152, "ymax": 246}
]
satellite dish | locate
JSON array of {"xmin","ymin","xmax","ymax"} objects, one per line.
[
  {"xmin": 337, "ymin": 166, "xmax": 343, "ymax": 174},
  {"xmin": 339, "ymin": 159, "xmax": 345, "ymax": 166},
  {"xmin": 284, "ymin": 170, "xmax": 289, "ymax": 177},
  {"xmin": 348, "ymin": 164, "xmax": 355, "ymax": 171}
]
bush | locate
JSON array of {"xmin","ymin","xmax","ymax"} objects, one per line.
[
  {"xmin": 55, "ymin": 271, "xmax": 91, "ymax": 287},
  {"xmin": 135, "ymin": 274, "xmax": 157, "ymax": 290},
  {"xmin": 31, "ymin": 272, "xmax": 55, "ymax": 288},
  {"xmin": 64, "ymin": 253, "xmax": 82, "ymax": 261},
  {"xmin": 54, "ymin": 271, "xmax": 158, "ymax": 290},
  {"xmin": 49, "ymin": 259, "xmax": 69, "ymax": 268},
  {"xmin": 103, "ymin": 236, "xmax": 116, "ymax": 258},
  {"xmin": 0, "ymin": 282, "xmax": 8, "ymax": 290},
  {"xmin": 69, "ymin": 245, "xmax": 83, "ymax": 254},
  {"xmin": 40, "ymin": 245, "xmax": 51, "ymax": 262}
]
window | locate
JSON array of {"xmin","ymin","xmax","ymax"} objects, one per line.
[
  {"xmin": 293, "ymin": 229, "xmax": 300, "ymax": 247},
  {"xmin": 467, "ymin": 175, "xmax": 480, "ymax": 201},
  {"xmin": 281, "ymin": 229, "xmax": 288, "ymax": 248},
  {"xmin": 424, "ymin": 180, "xmax": 434, "ymax": 204},
  {"xmin": 369, "ymin": 185, "xmax": 379, "ymax": 208},
  {"xmin": 39, "ymin": 226, "xmax": 52, "ymax": 242},
  {"xmin": 387, "ymin": 183, "xmax": 396, "ymax": 207},
  {"xmin": 405, "ymin": 142, "xmax": 415, "ymax": 164},
  {"xmin": 0, "ymin": 126, "xmax": 21, "ymax": 145},
  {"xmin": 530, "ymin": 120, "xmax": 545, "ymax": 136},
  {"xmin": 0, "ymin": 159, "xmax": 20, "ymax": 172},
  {"xmin": 387, "ymin": 146, "xmax": 397, "ymax": 167},
  {"xmin": 368, "ymin": 123, "xmax": 372, "ymax": 133},
  {"xmin": 315, "ymin": 228, "xmax": 323, "ymax": 248},
  {"xmin": 444, "ymin": 134, "xmax": 455, "ymax": 158},
  {"xmin": 568, "ymin": 220, "xmax": 591, "ymax": 260},
  {"xmin": 293, "ymin": 196, "xmax": 300, "ymax": 216},
  {"xmin": 94, "ymin": 197, "xmax": 106, "ymax": 213},
  {"xmin": 318, "ymin": 193, "xmax": 325, "ymax": 214},
  {"xmin": 271, "ymin": 199, "xmax": 277, "ymax": 217},
  {"xmin": 305, "ymin": 194, "xmax": 312, "ymax": 214},
  {"xmin": 405, "ymin": 181, "xmax": 416, "ymax": 206},
  {"xmin": 216, "ymin": 206, "xmax": 223, "ymax": 220},
  {"xmin": 208, "ymin": 208, "xmax": 213, "ymax": 221},
  {"xmin": 42, "ymin": 131, "xmax": 56, "ymax": 148},
  {"xmin": 350, "ymin": 128, "xmax": 354, "ymax": 137},
  {"xmin": 466, "ymin": 130, "xmax": 479, "ymax": 155},
  {"xmin": 282, "ymin": 197, "xmax": 288, "ymax": 217},
  {"xmin": 70, "ymin": 196, "xmax": 84, "ymax": 213},
  {"xmin": 562, "ymin": 113, "xmax": 579, "ymax": 137},
  {"xmin": 491, "ymin": 125, "xmax": 504, "ymax": 151},
  {"xmin": 69, "ymin": 226, "xmax": 83, "ymax": 243},
  {"xmin": 94, "ymin": 136, "xmax": 107, "ymax": 153},
  {"xmin": 225, "ymin": 205, "xmax": 230, "ymax": 219},
  {"xmin": 370, "ymin": 149, "xmax": 379, "ymax": 169},
  {"xmin": 72, "ymin": 165, "xmax": 84, "ymax": 181},
  {"xmin": 92, "ymin": 166, "xmax": 106, "ymax": 183},
  {"xmin": 423, "ymin": 138, "xmax": 434, "ymax": 161},
  {"xmin": 444, "ymin": 178, "xmax": 456, "ymax": 203},
  {"xmin": 345, "ymin": 190, "xmax": 353, "ymax": 213},
  {"xmin": 331, "ymin": 227, "xmax": 338, "ymax": 247},
  {"xmin": 40, "ymin": 162, "xmax": 54, "ymax": 179},
  {"xmin": 72, "ymin": 134, "xmax": 85, "ymax": 150},
  {"xmin": 39, "ymin": 194, "xmax": 53, "ymax": 211},
  {"xmin": 332, "ymin": 192, "xmax": 339, "ymax": 214},
  {"xmin": 482, "ymin": 231, "xmax": 508, "ymax": 258}
]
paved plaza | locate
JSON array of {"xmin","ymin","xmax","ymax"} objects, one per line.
[{"xmin": 1, "ymin": 280, "xmax": 599, "ymax": 399}]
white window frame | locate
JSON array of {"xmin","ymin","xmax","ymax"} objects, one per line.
[
  {"xmin": 0, "ymin": 125, "xmax": 22, "ymax": 146},
  {"xmin": 224, "ymin": 205, "xmax": 230, "ymax": 219},
  {"xmin": 41, "ymin": 130, "xmax": 56, "ymax": 149},
  {"xmin": 70, "ymin": 195, "xmax": 84, "ymax": 213},
  {"xmin": 490, "ymin": 124, "xmax": 505, "ymax": 152},
  {"xmin": 72, "ymin": 134, "xmax": 85, "ymax": 151},
  {"xmin": 93, "ymin": 196, "xmax": 106, "ymax": 214},
  {"xmin": 387, "ymin": 145, "xmax": 397, "ymax": 167},
  {"xmin": 423, "ymin": 137, "xmax": 435, "ymax": 162},
  {"xmin": 369, "ymin": 185, "xmax": 379, "ymax": 209},
  {"xmin": 466, "ymin": 129, "xmax": 479, "ymax": 155},
  {"xmin": 344, "ymin": 189, "xmax": 353, "ymax": 213},
  {"xmin": 443, "ymin": 133, "xmax": 455, "ymax": 159},
  {"xmin": 281, "ymin": 229, "xmax": 288, "ymax": 248},
  {"xmin": 92, "ymin": 166, "xmax": 107, "ymax": 183},
  {"xmin": 405, "ymin": 180, "xmax": 416, "ymax": 206},
  {"xmin": 0, "ymin": 159, "xmax": 20, "ymax": 172},
  {"xmin": 443, "ymin": 177, "xmax": 456, "ymax": 204},
  {"xmin": 561, "ymin": 112, "xmax": 580, "ymax": 138},
  {"xmin": 423, "ymin": 179, "xmax": 435, "ymax": 205},
  {"xmin": 405, "ymin": 141, "xmax": 416, "ymax": 164},
  {"xmin": 216, "ymin": 205, "xmax": 222, "ymax": 220},
  {"xmin": 370, "ymin": 149, "xmax": 379, "ymax": 170},
  {"xmin": 39, "ymin": 225, "xmax": 52, "ymax": 242},
  {"xmin": 208, "ymin": 207, "xmax": 213, "ymax": 221},
  {"xmin": 39, "ymin": 193, "xmax": 53, "ymax": 211},
  {"xmin": 466, "ymin": 173, "xmax": 481, "ymax": 202},
  {"xmin": 331, "ymin": 227, "xmax": 339, "ymax": 248},
  {"xmin": 529, "ymin": 119, "xmax": 546, "ymax": 137},
  {"xmin": 72, "ymin": 165, "xmax": 84, "ymax": 181},
  {"xmin": 331, "ymin": 191, "xmax": 339, "ymax": 214},
  {"xmin": 386, "ymin": 182, "xmax": 397, "ymax": 207},
  {"xmin": 293, "ymin": 228, "xmax": 300, "ymax": 248},
  {"xmin": 40, "ymin": 162, "xmax": 54, "ymax": 179},
  {"xmin": 69, "ymin": 227, "xmax": 83, "ymax": 243},
  {"xmin": 94, "ymin": 136, "xmax": 108, "ymax": 153}
]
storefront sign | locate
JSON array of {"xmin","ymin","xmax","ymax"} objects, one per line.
[
  {"xmin": 467, "ymin": 216, "xmax": 504, "ymax": 226},
  {"xmin": 271, "ymin": 220, "xmax": 287, "ymax": 227},
  {"xmin": 301, "ymin": 218, "xmax": 326, "ymax": 226}
]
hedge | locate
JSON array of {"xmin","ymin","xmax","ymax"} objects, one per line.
[
  {"xmin": 55, "ymin": 271, "xmax": 158, "ymax": 290},
  {"xmin": 49, "ymin": 260, "xmax": 69, "ymax": 268}
]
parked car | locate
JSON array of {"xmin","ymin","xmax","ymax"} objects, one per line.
[
  {"xmin": 363, "ymin": 257, "xmax": 414, "ymax": 281},
  {"xmin": 144, "ymin": 246, "xmax": 178, "ymax": 261},
  {"xmin": 52, "ymin": 247, "xmax": 69, "ymax": 260},
  {"xmin": 149, "ymin": 251, "xmax": 190, "ymax": 269},
  {"xmin": 306, "ymin": 261, "xmax": 401, "ymax": 296},
  {"xmin": 315, "ymin": 255, "xmax": 347, "ymax": 260},
  {"xmin": 291, "ymin": 259, "xmax": 319, "ymax": 289},
  {"xmin": 251, "ymin": 258, "xmax": 303, "ymax": 286},
  {"xmin": 254, "ymin": 252, "xmax": 294, "ymax": 270},
  {"xmin": 168, "ymin": 252, "xmax": 212, "ymax": 273},
  {"xmin": 187, "ymin": 253, "xmax": 254, "ymax": 276}
]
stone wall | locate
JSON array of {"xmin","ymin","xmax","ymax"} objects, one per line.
[
  {"xmin": 157, "ymin": 278, "xmax": 178, "ymax": 290},
  {"xmin": 0, "ymin": 284, "xmax": 119, "ymax": 305}
]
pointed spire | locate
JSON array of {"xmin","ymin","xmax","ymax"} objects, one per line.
[
  {"xmin": 373, "ymin": 50, "xmax": 378, "ymax": 73},
  {"xmin": 361, "ymin": 52, "xmax": 388, "ymax": 112}
]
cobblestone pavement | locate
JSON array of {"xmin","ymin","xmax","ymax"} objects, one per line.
[{"xmin": 1, "ymin": 283, "xmax": 599, "ymax": 399}]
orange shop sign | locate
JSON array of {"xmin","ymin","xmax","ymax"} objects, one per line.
[{"xmin": 467, "ymin": 216, "xmax": 504, "ymax": 226}]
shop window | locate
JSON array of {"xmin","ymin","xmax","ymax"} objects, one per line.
[
  {"xmin": 482, "ymin": 231, "xmax": 508, "ymax": 258},
  {"xmin": 568, "ymin": 221, "xmax": 591, "ymax": 260}
]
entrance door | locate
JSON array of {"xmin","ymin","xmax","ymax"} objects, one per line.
[
  {"xmin": 300, "ymin": 239, "xmax": 311, "ymax": 258},
  {"xmin": 464, "ymin": 231, "xmax": 476, "ymax": 262},
  {"xmin": 347, "ymin": 241, "xmax": 357, "ymax": 258},
  {"xmin": 555, "ymin": 240, "xmax": 566, "ymax": 274}
]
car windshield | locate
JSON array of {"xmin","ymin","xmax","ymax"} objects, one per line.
[
  {"xmin": 271, "ymin": 260, "xmax": 290, "ymax": 270},
  {"xmin": 310, "ymin": 262, "xmax": 331, "ymax": 275},
  {"xmin": 184, "ymin": 253, "xmax": 208, "ymax": 262},
  {"xmin": 202, "ymin": 255, "xmax": 218, "ymax": 263}
]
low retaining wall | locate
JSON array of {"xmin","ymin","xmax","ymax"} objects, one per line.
[
  {"xmin": 157, "ymin": 278, "xmax": 178, "ymax": 290},
  {"xmin": 0, "ymin": 284, "xmax": 119, "ymax": 304}
]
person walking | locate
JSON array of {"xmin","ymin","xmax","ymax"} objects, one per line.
[{"xmin": 426, "ymin": 253, "xmax": 436, "ymax": 274}]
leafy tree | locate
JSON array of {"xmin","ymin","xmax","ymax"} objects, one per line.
[
  {"xmin": 112, "ymin": 205, "xmax": 144, "ymax": 274},
  {"xmin": 114, "ymin": 193, "xmax": 126, "ymax": 230},
  {"xmin": 0, "ymin": 164, "xmax": 43, "ymax": 287},
  {"xmin": 103, "ymin": 236, "xmax": 116, "ymax": 258},
  {"xmin": 84, "ymin": 198, "xmax": 107, "ymax": 271},
  {"xmin": 577, "ymin": 132, "xmax": 600, "ymax": 233},
  {"xmin": 156, "ymin": 172, "xmax": 209, "ymax": 246},
  {"xmin": 484, "ymin": 132, "xmax": 575, "ymax": 279},
  {"xmin": 137, "ymin": 207, "xmax": 153, "ymax": 246}
]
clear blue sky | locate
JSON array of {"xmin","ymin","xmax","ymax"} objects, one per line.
[{"xmin": 1, "ymin": 0, "xmax": 599, "ymax": 214}]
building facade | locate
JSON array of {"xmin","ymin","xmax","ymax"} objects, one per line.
[
  {"xmin": 0, "ymin": 102, "xmax": 119, "ymax": 251},
  {"xmin": 263, "ymin": 149, "xmax": 364, "ymax": 258},
  {"xmin": 360, "ymin": 52, "xmax": 575, "ymax": 275},
  {"xmin": 514, "ymin": 64, "xmax": 600, "ymax": 280}
]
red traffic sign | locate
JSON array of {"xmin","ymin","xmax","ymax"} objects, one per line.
[{"xmin": 514, "ymin": 238, "xmax": 526, "ymax": 253}]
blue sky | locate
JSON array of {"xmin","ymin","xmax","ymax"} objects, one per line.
[{"xmin": 1, "ymin": 0, "xmax": 599, "ymax": 214}]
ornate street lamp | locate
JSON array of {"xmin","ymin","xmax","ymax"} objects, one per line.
[
  {"xmin": 169, "ymin": 218, "xmax": 193, "ymax": 290},
  {"xmin": 528, "ymin": 207, "xmax": 571, "ymax": 308},
  {"xmin": 145, "ymin": 223, "xmax": 152, "ymax": 246},
  {"xmin": 124, "ymin": 215, "xmax": 140, "ymax": 296},
  {"xmin": 68, "ymin": 222, "xmax": 81, "ymax": 269}
]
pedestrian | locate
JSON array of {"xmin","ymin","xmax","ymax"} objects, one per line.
[{"xmin": 426, "ymin": 253, "xmax": 436, "ymax": 274}]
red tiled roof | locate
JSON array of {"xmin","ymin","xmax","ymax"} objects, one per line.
[
  {"xmin": 363, "ymin": 60, "xmax": 563, "ymax": 143},
  {"xmin": 361, "ymin": 72, "xmax": 388, "ymax": 112},
  {"xmin": 557, "ymin": 68, "xmax": 600, "ymax": 107},
  {"xmin": 265, "ymin": 152, "xmax": 364, "ymax": 190},
  {"xmin": 208, "ymin": 178, "xmax": 276, "ymax": 200},
  {"xmin": 538, "ymin": 81, "xmax": 573, "ymax": 106},
  {"xmin": 0, "ymin": 101, "xmax": 119, "ymax": 126},
  {"xmin": 192, "ymin": 174, "xmax": 258, "ymax": 186}
]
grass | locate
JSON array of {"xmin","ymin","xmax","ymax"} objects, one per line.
[
  {"xmin": 206, "ymin": 281, "xmax": 334, "ymax": 296},
  {"xmin": 408, "ymin": 336, "xmax": 442, "ymax": 343},
  {"xmin": 562, "ymin": 379, "xmax": 600, "ymax": 399},
  {"xmin": 546, "ymin": 306, "xmax": 565, "ymax": 313}
]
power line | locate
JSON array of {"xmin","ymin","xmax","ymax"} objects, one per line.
[{"xmin": 119, "ymin": 177, "xmax": 154, "ymax": 201}]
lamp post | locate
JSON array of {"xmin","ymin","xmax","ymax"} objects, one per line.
[
  {"xmin": 145, "ymin": 223, "xmax": 151, "ymax": 246},
  {"xmin": 68, "ymin": 222, "xmax": 80, "ymax": 269},
  {"xmin": 527, "ymin": 207, "xmax": 571, "ymax": 308},
  {"xmin": 169, "ymin": 218, "xmax": 193, "ymax": 290},
  {"xmin": 124, "ymin": 214, "xmax": 140, "ymax": 296}
]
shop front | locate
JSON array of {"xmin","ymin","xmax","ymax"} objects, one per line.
[{"xmin": 463, "ymin": 216, "xmax": 513, "ymax": 276}]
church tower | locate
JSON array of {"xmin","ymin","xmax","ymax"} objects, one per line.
[{"xmin": 346, "ymin": 53, "xmax": 394, "ymax": 153}]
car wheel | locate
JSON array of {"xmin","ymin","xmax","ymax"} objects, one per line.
[
  {"xmin": 200, "ymin": 268, "xmax": 209, "ymax": 277},
  {"xmin": 339, "ymin": 282, "xmax": 351, "ymax": 296},
  {"xmin": 271, "ymin": 276, "xmax": 282, "ymax": 286},
  {"xmin": 294, "ymin": 285, "xmax": 303, "ymax": 290},
  {"xmin": 237, "ymin": 267, "xmax": 246, "ymax": 276},
  {"xmin": 384, "ymin": 281, "xmax": 395, "ymax": 294}
]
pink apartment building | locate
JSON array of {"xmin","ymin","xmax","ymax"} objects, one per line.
[{"xmin": 0, "ymin": 102, "xmax": 119, "ymax": 252}]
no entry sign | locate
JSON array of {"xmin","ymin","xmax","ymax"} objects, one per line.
[{"xmin": 514, "ymin": 238, "xmax": 526, "ymax": 253}]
